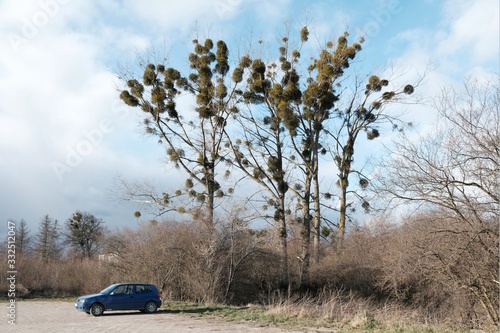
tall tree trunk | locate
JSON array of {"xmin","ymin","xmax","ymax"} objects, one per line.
[
  {"xmin": 278, "ymin": 204, "xmax": 289, "ymax": 286},
  {"xmin": 312, "ymin": 132, "xmax": 321, "ymax": 261},
  {"xmin": 205, "ymin": 158, "xmax": 216, "ymax": 231},
  {"xmin": 275, "ymin": 127, "xmax": 289, "ymax": 286},
  {"xmin": 300, "ymin": 174, "xmax": 311, "ymax": 286},
  {"xmin": 312, "ymin": 169, "xmax": 321, "ymax": 261},
  {"xmin": 337, "ymin": 178, "xmax": 347, "ymax": 248},
  {"xmin": 337, "ymin": 137, "xmax": 354, "ymax": 248}
]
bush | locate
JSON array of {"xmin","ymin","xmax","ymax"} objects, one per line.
[{"xmin": 0, "ymin": 254, "xmax": 113, "ymax": 298}]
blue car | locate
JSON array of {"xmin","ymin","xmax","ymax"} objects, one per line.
[{"xmin": 75, "ymin": 283, "xmax": 162, "ymax": 316}]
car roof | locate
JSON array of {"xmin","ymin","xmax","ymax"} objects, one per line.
[{"xmin": 109, "ymin": 283, "xmax": 155, "ymax": 286}]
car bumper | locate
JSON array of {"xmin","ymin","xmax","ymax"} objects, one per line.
[{"xmin": 75, "ymin": 302, "xmax": 91, "ymax": 312}]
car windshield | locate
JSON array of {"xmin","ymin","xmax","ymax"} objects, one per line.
[{"xmin": 100, "ymin": 284, "xmax": 120, "ymax": 294}]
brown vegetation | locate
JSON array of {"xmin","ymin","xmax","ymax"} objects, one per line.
[{"xmin": 1, "ymin": 210, "xmax": 497, "ymax": 330}]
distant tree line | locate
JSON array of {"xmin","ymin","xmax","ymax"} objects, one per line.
[{"xmin": 8, "ymin": 211, "xmax": 105, "ymax": 262}]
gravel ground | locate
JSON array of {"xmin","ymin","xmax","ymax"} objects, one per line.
[{"xmin": 1, "ymin": 301, "xmax": 325, "ymax": 333}]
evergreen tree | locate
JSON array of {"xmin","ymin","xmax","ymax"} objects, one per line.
[
  {"xmin": 16, "ymin": 218, "xmax": 32, "ymax": 254},
  {"xmin": 34, "ymin": 215, "xmax": 61, "ymax": 263}
]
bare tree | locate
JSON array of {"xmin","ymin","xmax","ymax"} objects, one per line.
[{"xmin": 373, "ymin": 76, "xmax": 499, "ymax": 326}]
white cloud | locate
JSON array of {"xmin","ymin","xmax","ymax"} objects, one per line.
[
  {"xmin": 0, "ymin": 0, "xmax": 497, "ymax": 238},
  {"xmin": 0, "ymin": 1, "xmax": 165, "ymax": 231},
  {"xmin": 387, "ymin": 0, "xmax": 497, "ymax": 87},
  {"xmin": 439, "ymin": 0, "xmax": 499, "ymax": 63}
]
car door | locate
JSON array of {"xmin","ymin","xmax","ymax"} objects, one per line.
[
  {"xmin": 134, "ymin": 284, "xmax": 152, "ymax": 309},
  {"xmin": 107, "ymin": 284, "xmax": 136, "ymax": 310}
]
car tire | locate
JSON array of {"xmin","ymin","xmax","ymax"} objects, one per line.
[
  {"xmin": 144, "ymin": 301, "xmax": 157, "ymax": 313},
  {"xmin": 90, "ymin": 303, "xmax": 105, "ymax": 317}
]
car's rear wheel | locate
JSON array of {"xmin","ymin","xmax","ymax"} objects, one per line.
[
  {"xmin": 90, "ymin": 303, "xmax": 104, "ymax": 316},
  {"xmin": 144, "ymin": 301, "xmax": 157, "ymax": 313}
]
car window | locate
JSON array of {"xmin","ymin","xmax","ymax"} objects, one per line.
[
  {"xmin": 112, "ymin": 284, "xmax": 133, "ymax": 295},
  {"xmin": 136, "ymin": 285, "xmax": 152, "ymax": 294},
  {"xmin": 100, "ymin": 284, "xmax": 118, "ymax": 294}
]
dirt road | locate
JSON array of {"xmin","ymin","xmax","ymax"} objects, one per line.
[{"xmin": 1, "ymin": 301, "xmax": 319, "ymax": 333}]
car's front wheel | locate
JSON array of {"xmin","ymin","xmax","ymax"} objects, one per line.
[
  {"xmin": 144, "ymin": 301, "xmax": 157, "ymax": 313},
  {"xmin": 90, "ymin": 303, "xmax": 104, "ymax": 317}
]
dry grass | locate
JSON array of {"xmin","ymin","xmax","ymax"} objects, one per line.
[{"xmin": 261, "ymin": 289, "xmax": 464, "ymax": 332}]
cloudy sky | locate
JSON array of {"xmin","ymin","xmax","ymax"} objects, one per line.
[{"xmin": 0, "ymin": 0, "xmax": 498, "ymax": 237}]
